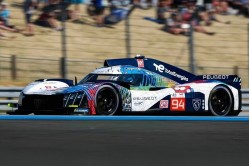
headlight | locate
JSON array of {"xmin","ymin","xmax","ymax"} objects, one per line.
[
  {"xmin": 63, "ymin": 93, "xmax": 86, "ymax": 107},
  {"xmin": 64, "ymin": 93, "xmax": 77, "ymax": 106},
  {"xmin": 63, "ymin": 94, "xmax": 70, "ymax": 107},
  {"xmin": 63, "ymin": 94, "xmax": 69, "ymax": 101},
  {"xmin": 18, "ymin": 92, "xmax": 24, "ymax": 106},
  {"xmin": 74, "ymin": 93, "xmax": 84, "ymax": 106}
]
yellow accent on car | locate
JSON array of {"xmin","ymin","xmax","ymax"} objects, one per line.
[{"xmin": 68, "ymin": 105, "xmax": 78, "ymax": 108}]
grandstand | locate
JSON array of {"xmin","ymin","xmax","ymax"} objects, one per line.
[{"xmin": 0, "ymin": 0, "xmax": 248, "ymax": 88}]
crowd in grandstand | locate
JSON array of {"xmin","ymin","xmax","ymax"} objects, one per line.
[{"xmin": 0, "ymin": 0, "xmax": 248, "ymax": 38}]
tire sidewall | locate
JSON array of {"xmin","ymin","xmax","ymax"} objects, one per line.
[
  {"xmin": 208, "ymin": 85, "xmax": 233, "ymax": 116},
  {"xmin": 94, "ymin": 85, "xmax": 120, "ymax": 115}
]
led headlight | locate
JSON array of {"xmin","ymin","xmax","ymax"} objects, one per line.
[
  {"xmin": 66, "ymin": 93, "xmax": 77, "ymax": 106},
  {"xmin": 74, "ymin": 93, "xmax": 84, "ymax": 106},
  {"xmin": 63, "ymin": 94, "xmax": 69, "ymax": 101},
  {"xmin": 63, "ymin": 94, "xmax": 70, "ymax": 107}
]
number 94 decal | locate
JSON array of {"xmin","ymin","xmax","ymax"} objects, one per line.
[{"xmin": 170, "ymin": 98, "xmax": 186, "ymax": 111}]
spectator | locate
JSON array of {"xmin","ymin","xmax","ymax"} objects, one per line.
[
  {"xmin": 0, "ymin": 2, "xmax": 10, "ymax": 26},
  {"xmin": 23, "ymin": 0, "xmax": 37, "ymax": 36},
  {"xmin": 182, "ymin": 3, "xmax": 215, "ymax": 35},
  {"xmin": 92, "ymin": 0, "xmax": 108, "ymax": 26},
  {"xmin": 71, "ymin": 0, "xmax": 84, "ymax": 20},
  {"xmin": 164, "ymin": 12, "xmax": 190, "ymax": 35},
  {"xmin": 0, "ymin": 3, "xmax": 20, "ymax": 33},
  {"xmin": 0, "ymin": 30, "xmax": 16, "ymax": 38},
  {"xmin": 200, "ymin": 8, "xmax": 231, "ymax": 25},
  {"xmin": 35, "ymin": 11, "xmax": 63, "ymax": 30},
  {"xmin": 204, "ymin": 0, "xmax": 213, "ymax": 10},
  {"xmin": 190, "ymin": 16, "xmax": 216, "ymax": 35},
  {"xmin": 104, "ymin": 4, "xmax": 137, "ymax": 24},
  {"xmin": 156, "ymin": 0, "xmax": 173, "ymax": 23},
  {"xmin": 228, "ymin": 0, "xmax": 248, "ymax": 17},
  {"xmin": 213, "ymin": 0, "xmax": 231, "ymax": 14},
  {"xmin": 0, "ymin": 20, "xmax": 20, "ymax": 32},
  {"xmin": 35, "ymin": 0, "xmax": 71, "ymax": 30}
]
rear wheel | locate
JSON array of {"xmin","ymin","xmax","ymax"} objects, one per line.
[
  {"xmin": 95, "ymin": 85, "xmax": 120, "ymax": 115},
  {"xmin": 208, "ymin": 85, "xmax": 234, "ymax": 116}
]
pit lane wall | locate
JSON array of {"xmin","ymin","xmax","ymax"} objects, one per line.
[{"xmin": 0, "ymin": 87, "xmax": 248, "ymax": 113}]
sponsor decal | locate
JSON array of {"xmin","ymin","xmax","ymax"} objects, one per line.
[
  {"xmin": 192, "ymin": 98, "xmax": 201, "ymax": 111},
  {"xmin": 171, "ymin": 93, "xmax": 185, "ymax": 98},
  {"xmin": 170, "ymin": 98, "xmax": 185, "ymax": 111},
  {"xmin": 160, "ymin": 100, "xmax": 168, "ymax": 108},
  {"xmin": 174, "ymin": 86, "xmax": 191, "ymax": 93},
  {"xmin": 153, "ymin": 63, "xmax": 164, "ymax": 73},
  {"xmin": 202, "ymin": 75, "xmax": 229, "ymax": 80},
  {"xmin": 153, "ymin": 63, "xmax": 189, "ymax": 81},
  {"xmin": 134, "ymin": 101, "xmax": 143, "ymax": 106},
  {"xmin": 233, "ymin": 77, "xmax": 241, "ymax": 82},
  {"xmin": 137, "ymin": 59, "xmax": 144, "ymax": 68},
  {"xmin": 133, "ymin": 96, "xmax": 157, "ymax": 100},
  {"xmin": 44, "ymin": 85, "xmax": 60, "ymax": 91},
  {"xmin": 74, "ymin": 108, "xmax": 89, "ymax": 113},
  {"xmin": 124, "ymin": 104, "xmax": 132, "ymax": 110},
  {"xmin": 43, "ymin": 81, "xmax": 58, "ymax": 85},
  {"xmin": 45, "ymin": 86, "xmax": 52, "ymax": 89}
]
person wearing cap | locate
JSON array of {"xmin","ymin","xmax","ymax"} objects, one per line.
[{"xmin": 0, "ymin": 2, "xmax": 10, "ymax": 26}]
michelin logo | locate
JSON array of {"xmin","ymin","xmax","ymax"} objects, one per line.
[{"xmin": 153, "ymin": 63, "xmax": 189, "ymax": 81}]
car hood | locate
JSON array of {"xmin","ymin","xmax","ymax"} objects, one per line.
[
  {"xmin": 60, "ymin": 82, "xmax": 101, "ymax": 94},
  {"xmin": 23, "ymin": 81, "xmax": 107, "ymax": 95},
  {"xmin": 23, "ymin": 80, "xmax": 70, "ymax": 95}
]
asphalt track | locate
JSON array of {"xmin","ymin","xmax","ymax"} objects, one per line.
[{"xmin": 0, "ymin": 116, "xmax": 248, "ymax": 166}]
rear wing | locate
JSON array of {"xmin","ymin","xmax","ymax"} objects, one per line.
[
  {"xmin": 104, "ymin": 56, "xmax": 241, "ymax": 89},
  {"xmin": 104, "ymin": 56, "xmax": 195, "ymax": 84},
  {"xmin": 192, "ymin": 75, "xmax": 241, "ymax": 90}
]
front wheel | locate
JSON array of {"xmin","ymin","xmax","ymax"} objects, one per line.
[
  {"xmin": 208, "ymin": 85, "xmax": 234, "ymax": 116},
  {"xmin": 95, "ymin": 85, "xmax": 120, "ymax": 115}
]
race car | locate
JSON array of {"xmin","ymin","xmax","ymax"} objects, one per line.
[{"xmin": 9, "ymin": 55, "xmax": 242, "ymax": 116}]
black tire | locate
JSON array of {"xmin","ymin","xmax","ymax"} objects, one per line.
[
  {"xmin": 95, "ymin": 85, "xmax": 120, "ymax": 115},
  {"xmin": 208, "ymin": 85, "xmax": 234, "ymax": 116}
]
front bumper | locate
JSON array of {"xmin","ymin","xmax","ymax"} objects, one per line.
[{"xmin": 16, "ymin": 93, "xmax": 89, "ymax": 115}]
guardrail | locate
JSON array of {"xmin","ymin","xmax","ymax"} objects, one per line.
[{"xmin": 0, "ymin": 87, "xmax": 249, "ymax": 112}]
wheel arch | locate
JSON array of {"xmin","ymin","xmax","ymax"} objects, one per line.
[
  {"xmin": 211, "ymin": 84, "xmax": 235, "ymax": 107},
  {"xmin": 94, "ymin": 83, "xmax": 122, "ymax": 115},
  {"xmin": 208, "ymin": 84, "xmax": 235, "ymax": 116},
  {"xmin": 106, "ymin": 83, "xmax": 123, "ymax": 113}
]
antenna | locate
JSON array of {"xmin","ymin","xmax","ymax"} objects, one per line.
[{"xmin": 74, "ymin": 76, "xmax": 77, "ymax": 85}]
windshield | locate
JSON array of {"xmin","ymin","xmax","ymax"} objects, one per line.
[{"xmin": 78, "ymin": 74, "xmax": 143, "ymax": 86}]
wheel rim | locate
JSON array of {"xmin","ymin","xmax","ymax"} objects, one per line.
[
  {"xmin": 96, "ymin": 88, "xmax": 118, "ymax": 115},
  {"xmin": 210, "ymin": 88, "xmax": 231, "ymax": 116}
]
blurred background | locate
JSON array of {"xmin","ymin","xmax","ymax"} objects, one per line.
[{"xmin": 0, "ymin": 0, "xmax": 248, "ymax": 88}]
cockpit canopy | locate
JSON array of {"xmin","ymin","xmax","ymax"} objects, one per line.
[{"xmin": 79, "ymin": 65, "xmax": 177, "ymax": 88}]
